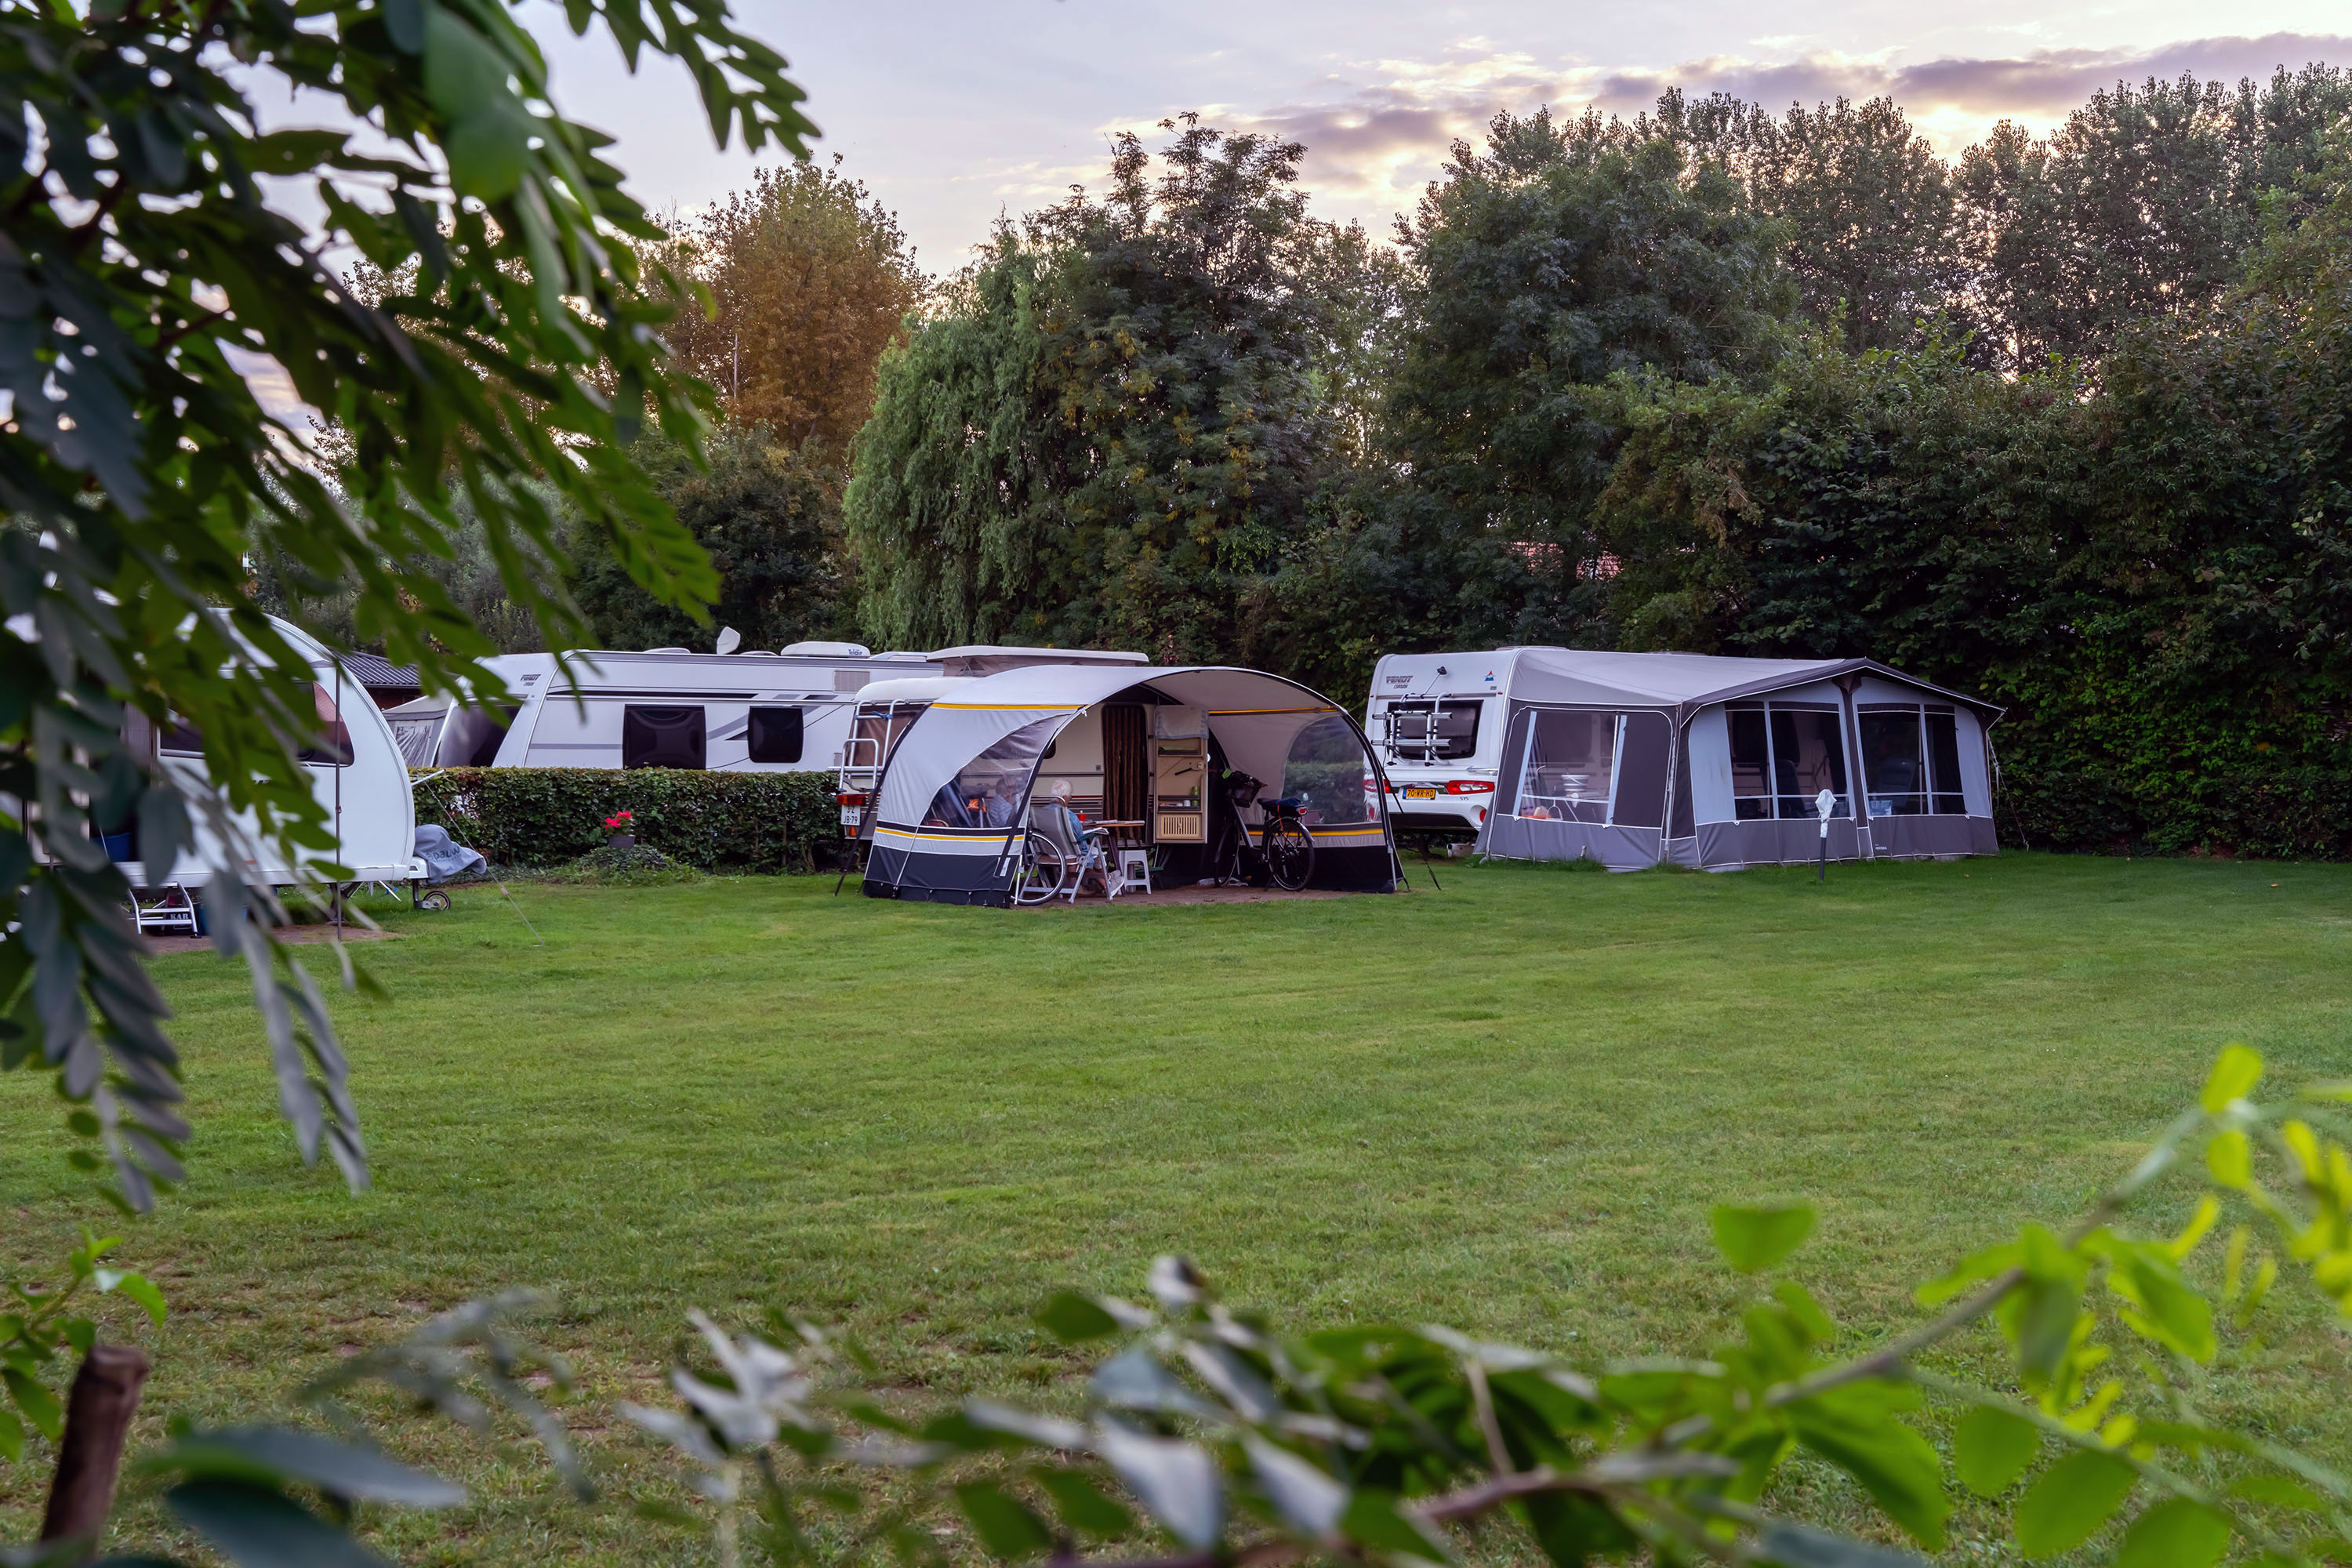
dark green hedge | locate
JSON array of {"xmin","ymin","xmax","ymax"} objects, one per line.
[{"xmin": 412, "ymin": 768, "xmax": 843, "ymax": 871}]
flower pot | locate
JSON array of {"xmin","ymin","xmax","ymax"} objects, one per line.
[{"xmin": 608, "ymin": 833, "xmax": 636, "ymax": 851}]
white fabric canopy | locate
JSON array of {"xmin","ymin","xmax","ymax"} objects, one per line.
[{"xmin": 873, "ymin": 664, "xmax": 1354, "ymax": 828}]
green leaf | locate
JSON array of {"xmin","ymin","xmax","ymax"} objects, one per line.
[
  {"xmin": 108, "ymin": 1272, "xmax": 169, "ymax": 1329},
  {"xmin": 1711, "ymin": 1203, "xmax": 1817, "ymax": 1272},
  {"xmin": 1788, "ymin": 1406, "xmax": 1949, "ymax": 1550},
  {"xmin": 1954, "ymin": 1406, "xmax": 2040, "ymax": 1497},
  {"xmin": 2201, "ymin": 1046, "xmax": 2263, "ymax": 1112},
  {"xmin": 1094, "ymin": 1421, "xmax": 1221, "ymax": 1548},
  {"xmin": 1034, "ymin": 1293, "xmax": 1120, "ymax": 1343},
  {"xmin": 2205, "ymin": 1130, "xmax": 2251, "ymax": 1188},
  {"xmin": 3, "ymin": 1370, "xmax": 63, "ymax": 1442},
  {"xmin": 1757, "ymin": 1521, "xmax": 1930, "ymax": 1567},
  {"xmin": 0, "ymin": 1405, "xmax": 22, "ymax": 1462},
  {"xmin": 2225, "ymin": 1473, "xmax": 2324, "ymax": 1511},
  {"xmin": 2113, "ymin": 1499, "xmax": 2230, "ymax": 1568},
  {"xmin": 1342, "ymin": 1488, "xmax": 1457, "ymax": 1563},
  {"xmin": 2013, "ymin": 1450, "xmax": 2135, "ymax": 1557},
  {"xmin": 1773, "ymin": 1280, "xmax": 1838, "ymax": 1343},
  {"xmin": 146, "ymin": 1428, "xmax": 464, "ymax": 1507},
  {"xmin": 1031, "ymin": 1467, "xmax": 1132, "ymax": 1537},
  {"xmin": 953, "ymin": 1482, "xmax": 1053, "ymax": 1561},
  {"xmin": 166, "ymin": 1481, "xmax": 394, "ymax": 1568},
  {"xmin": 247, "ymin": 131, "xmax": 349, "ymax": 176},
  {"xmin": 1244, "ymin": 1438, "xmax": 1347, "ymax": 1536}
]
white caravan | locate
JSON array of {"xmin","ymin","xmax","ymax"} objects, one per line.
[
  {"xmin": 384, "ymin": 642, "xmax": 938, "ymax": 775},
  {"xmin": 387, "ymin": 643, "xmax": 1152, "ymax": 803},
  {"xmin": 1363, "ymin": 648, "xmax": 1559, "ymax": 836},
  {"xmin": 108, "ymin": 617, "xmax": 426, "ymax": 891}
]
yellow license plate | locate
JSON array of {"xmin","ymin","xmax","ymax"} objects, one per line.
[{"xmin": 1405, "ymin": 787, "xmax": 1437, "ymax": 800}]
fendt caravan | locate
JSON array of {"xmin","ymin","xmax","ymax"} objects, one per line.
[{"xmin": 1363, "ymin": 648, "xmax": 1556, "ymax": 837}]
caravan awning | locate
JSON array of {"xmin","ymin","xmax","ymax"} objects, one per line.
[{"xmin": 1504, "ymin": 651, "xmax": 2002, "ymax": 718}]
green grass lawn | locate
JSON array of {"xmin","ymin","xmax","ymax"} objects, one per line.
[{"xmin": 5, "ymin": 852, "xmax": 2351, "ymax": 1563}]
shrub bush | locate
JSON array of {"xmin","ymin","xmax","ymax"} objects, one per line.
[{"xmin": 412, "ymin": 768, "xmax": 841, "ymax": 871}]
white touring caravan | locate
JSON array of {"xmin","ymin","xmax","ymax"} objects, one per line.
[
  {"xmin": 384, "ymin": 642, "xmax": 939, "ymax": 775},
  {"xmin": 99, "ymin": 617, "xmax": 426, "ymax": 899},
  {"xmin": 1363, "ymin": 648, "xmax": 1551, "ymax": 837}
]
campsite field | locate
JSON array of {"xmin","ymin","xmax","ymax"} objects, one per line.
[{"xmin": 5, "ymin": 852, "xmax": 2351, "ymax": 1563}]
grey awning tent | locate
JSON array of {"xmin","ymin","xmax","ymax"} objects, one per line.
[
  {"xmin": 862, "ymin": 664, "xmax": 1399, "ymax": 906},
  {"xmin": 1475, "ymin": 651, "xmax": 2002, "ymax": 870}
]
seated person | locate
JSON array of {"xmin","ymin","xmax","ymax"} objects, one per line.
[
  {"xmin": 979, "ymin": 778, "xmax": 1021, "ymax": 828},
  {"xmin": 926, "ymin": 783, "xmax": 977, "ymax": 827}
]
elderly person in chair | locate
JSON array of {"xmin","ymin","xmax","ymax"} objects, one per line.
[{"xmin": 1040, "ymin": 780, "xmax": 1113, "ymax": 896}]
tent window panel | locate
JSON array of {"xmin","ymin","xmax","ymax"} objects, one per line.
[
  {"xmin": 1727, "ymin": 706, "xmax": 1772, "ymax": 820},
  {"xmin": 1859, "ymin": 707, "xmax": 1926, "ymax": 815},
  {"xmin": 1384, "ymin": 700, "xmax": 1479, "ymax": 763},
  {"xmin": 928, "ymin": 717, "xmax": 1060, "ymax": 829},
  {"xmin": 622, "ymin": 705, "xmax": 706, "ymax": 770},
  {"xmin": 1280, "ymin": 714, "xmax": 1373, "ymax": 826},
  {"xmin": 390, "ymin": 718, "xmax": 441, "ymax": 768},
  {"xmin": 1925, "ymin": 710, "xmax": 1967, "ymax": 815},
  {"xmin": 747, "ymin": 706, "xmax": 804, "ymax": 764},
  {"xmin": 1768, "ymin": 708, "xmax": 1848, "ymax": 819},
  {"xmin": 1611, "ymin": 713, "xmax": 1671, "ymax": 828},
  {"xmin": 1516, "ymin": 710, "xmax": 1615, "ymax": 824}
]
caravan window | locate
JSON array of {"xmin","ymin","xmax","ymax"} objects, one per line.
[
  {"xmin": 622, "ymin": 705, "xmax": 706, "ymax": 770},
  {"xmin": 163, "ymin": 685, "xmax": 353, "ymax": 765},
  {"xmin": 1728, "ymin": 703, "xmax": 1850, "ymax": 819},
  {"xmin": 298, "ymin": 683, "xmax": 354, "ymax": 767},
  {"xmin": 1383, "ymin": 700, "xmax": 1479, "ymax": 763},
  {"xmin": 930, "ymin": 717, "xmax": 1062, "ymax": 828},
  {"xmin": 747, "ymin": 706, "xmax": 804, "ymax": 764},
  {"xmin": 1279, "ymin": 715, "xmax": 1374, "ymax": 826}
]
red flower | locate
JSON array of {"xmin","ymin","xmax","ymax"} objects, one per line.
[{"xmin": 604, "ymin": 810, "xmax": 634, "ymax": 829}]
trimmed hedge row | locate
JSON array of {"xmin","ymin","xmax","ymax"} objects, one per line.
[{"xmin": 411, "ymin": 768, "xmax": 843, "ymax": 871}]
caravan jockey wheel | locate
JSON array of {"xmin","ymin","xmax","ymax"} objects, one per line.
[
  {"xmin": 1261, "ymin": 821, "xmax": 1315, "ymax": 891},
  {"xmin": 416, "ymin": 889, "xmax": 452, "ymax": 912}
]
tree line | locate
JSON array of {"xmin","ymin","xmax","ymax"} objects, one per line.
[{"xmin": 375, "ymin": 66, "xmax": 2352, "ymax": 858}]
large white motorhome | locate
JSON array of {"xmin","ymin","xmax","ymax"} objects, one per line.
[{"xmin": 1363, "ymin": 648, "xmax": 1563, "ymax": 836}]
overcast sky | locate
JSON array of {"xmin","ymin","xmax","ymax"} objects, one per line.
[{"xmin": 527, "ymin": 2, "xmax": 2352, "ymax": 272}]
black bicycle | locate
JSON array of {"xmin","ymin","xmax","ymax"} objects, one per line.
[
  {"xmin": 1256, "ymin": 795, "xmax": 1316, "ymax": 891},
  {"xmin": 1212, "ymin": 772, "xmax": 1316, "ymax": 891}
]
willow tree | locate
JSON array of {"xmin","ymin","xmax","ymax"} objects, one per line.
[{"xmin": 847, "ymin": 117, "xmax": 1346, "ymax": 663}]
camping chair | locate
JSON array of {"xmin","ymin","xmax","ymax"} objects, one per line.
[{"xmin": 1032, "ymin": 801, "xmax": 1113, "ymax": 903}]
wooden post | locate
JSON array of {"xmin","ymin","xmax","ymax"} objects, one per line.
[{"xmin": 38, "ymin": 1344, "xmax": 151, "ymax": 1561}]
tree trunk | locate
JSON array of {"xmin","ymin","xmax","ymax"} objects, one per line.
[{"xmin": 39, "ymin": 1344, "xmax": 151, "ymax": 1561}]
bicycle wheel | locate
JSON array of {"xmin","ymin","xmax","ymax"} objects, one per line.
[
  {"xmin": 1261, "ymin": 820, "xmax": 1315, "ymax": 891},
  {"xmin": 1011, "ymin": 831, "xmax": 1068, "ymax": 904}
]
